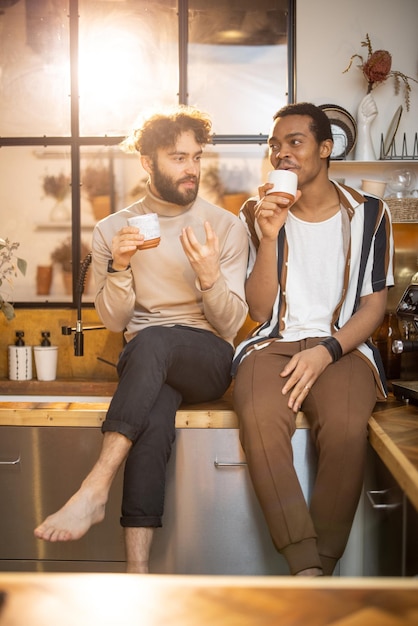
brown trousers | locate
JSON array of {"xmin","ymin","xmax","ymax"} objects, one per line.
[{"xmin": 233, "ymin": 338, "xmax": 377, "ymax": 575}]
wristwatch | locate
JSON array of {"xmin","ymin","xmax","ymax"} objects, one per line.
[{"xmin": 107, "ymin": 260, "xmax": 130, "ymax": 273}]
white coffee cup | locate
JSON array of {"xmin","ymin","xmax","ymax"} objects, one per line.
[
  {"xmin": 127, "ymin": 213, "xmax": 161, "ymax": 249},
  {"xmin": 267, "ymin": 170, "xmax": 298, "ymax": 202}
]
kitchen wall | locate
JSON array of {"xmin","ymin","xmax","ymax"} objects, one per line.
[{"xmin": 295, "ymin": 0, "xmax": 418, "ymax": 155}]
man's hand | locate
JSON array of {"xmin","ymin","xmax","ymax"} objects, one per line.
[
  {"xmin": 255, "ymin": 184, "xmax": 302, "ymax": 241},
  {"xmin": 180, "ymin": 221, "xmax": 220, "ymax": 290},
  {"xmin": 280, "ymin": 344, "xmax": 332, "ymax": 413},
  {"xmin": 110, "ymin": 226, "xmax": 144, "ymax": 270}
]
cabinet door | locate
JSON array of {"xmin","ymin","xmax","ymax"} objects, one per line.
[
  {"xmin": 0, "ymin": 426, "xmax": 125, "ymax": 564},
  {"xmin": 363, "ymin": 446, "xmax": 418, "ymax": 576},
  {"xmin": 149, "ymin": 428, "xmax": 317, "ymax": 575}
]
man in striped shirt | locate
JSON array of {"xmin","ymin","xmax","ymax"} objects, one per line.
[{"xmin": 233, "ymin": 102, "xmax": 394, "ymax": 577}]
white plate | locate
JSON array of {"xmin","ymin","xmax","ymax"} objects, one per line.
[{"xmin": 383, "ymin": 105, "xmax": 403, "ymax": 157}]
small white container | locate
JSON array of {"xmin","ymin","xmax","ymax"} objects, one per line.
[
  {"xmin": 361, "ymin": 179, "xmax": 387, "ymax": 197},
  {"xmin": 33, "ymin": 346, "xmax": 58, "ymax": 381},
  {"xmin": 267, "ymin": 170, "xmax": 298, "ymax": 201},
  {"xmin": 8, "ymin": 346, "xmax": 33, "ymax": 381},
  {"xmin": 128, "ymin": 213, "xmax": 161, "ymax": 249}
]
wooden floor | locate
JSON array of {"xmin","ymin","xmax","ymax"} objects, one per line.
[{"xmin": 0, "ymin": 574, "xmax": 418, "ymax": 626}]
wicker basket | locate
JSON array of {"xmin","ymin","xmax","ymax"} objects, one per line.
[{"xmin": 386, "ymin": 197, "xmax": 418, "ymax": 223}]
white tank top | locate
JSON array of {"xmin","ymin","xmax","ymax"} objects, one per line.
[{"xmin": 280, "ymin": 210, "xmax": 344, "ymax": 341}]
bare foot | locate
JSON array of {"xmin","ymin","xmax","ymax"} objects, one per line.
[{"xmin": 34, "ymin": 485, "xmax": 106, "ymax": 542}]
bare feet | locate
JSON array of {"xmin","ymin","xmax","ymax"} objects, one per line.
[{"xmin": 34, "ymin": 485, "xmax": 106, "ymax": 542}]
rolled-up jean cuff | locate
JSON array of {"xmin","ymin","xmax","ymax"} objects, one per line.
[
  {"xmin": 101, "ymin": 418, "xmax": 138, "ymax": 442},
  {"xmin": 281, "ymin": 538, "xmax": 322, "ymax": 575},
  {"xmin": 120, "ymin": 515, "xmax": 162, "ymax": 528}
]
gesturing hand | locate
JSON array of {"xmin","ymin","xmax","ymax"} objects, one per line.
[{"xmin": 180, "ymin": 221, "xmax": 220, "ymax": 290}]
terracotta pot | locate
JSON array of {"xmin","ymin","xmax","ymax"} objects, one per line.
[
  {"xmin": 36, "ymin": 265, "xmax": 53, "ymax": 296},
  {"xmin": 91, "ymin": 195, "xmax": 111, "ymax": 221},
  {"xmin": 221, "ymin": 193, "xmax": 248, "ymax": 215}
]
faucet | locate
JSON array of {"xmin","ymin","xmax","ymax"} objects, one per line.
[{"xmin": 61, "ymin": 252, "xmax": 106, "ymax": 356}]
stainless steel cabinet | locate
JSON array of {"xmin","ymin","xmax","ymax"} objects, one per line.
[
  {"xmin": 361, "ymin": 446, "xmax": 418, "ymax": 577},
  {"xmin": 0, "ymin": 425, "xmax": 316, "ymax": 574}
]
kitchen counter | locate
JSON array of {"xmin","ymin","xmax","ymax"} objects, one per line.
[
  {"xmin": 0, "ymin": 573, "xmax": 417, "ymax": 625},
  {"xmin": 0, "ymin": 393, "xmax": 417, "ymax": 511},
  {"xmin": 369, "ymin": 401, "xmax": 418, "ymax": 511}
]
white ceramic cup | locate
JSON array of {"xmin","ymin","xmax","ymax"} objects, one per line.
[
  {"xmin": 33, "ymin": 346, "xmax": 58, "ymax": 381},
  {"xmin": 8, "ymin": 345, "xmax": 33, "ymax": 381},
  {"xmin": 267, "ymin": 170, "xmax": 298, "ymax": 201},
  {"xmin": 127, "ymin": 213, "xmax": 161, "ymax": 249},
  {"xmin": 361, "ymin": 179, "xmax": 387, "ymax": 197}
]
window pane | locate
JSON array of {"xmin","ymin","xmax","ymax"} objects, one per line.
[
  {"xmin": 188, "ymin": 0, "xmax": 289, "ymax": 135},
  {"xmin": 200, "ymin": 143, "xmax": 269, "ymax": 212},
  {"xmin": 79, "ymin": 0, "xmax": 179, "ymax": 136},
  {"xmin": 0, "ymin": 0, "xmax": 70, "ymax": 137},
  {"xmin": 0, "ymin": 146, "xmax": 75, "ymax": 303}
]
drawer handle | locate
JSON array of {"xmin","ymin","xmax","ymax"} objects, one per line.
[
  {"xmin": 366, "ymin": 489, "xmax": 401, "ymax": 510},
  {"xmin": 0, "ymin": 455, "xmax": 21, "ymax": 466},
  {"xmin": 214, "ymin": 460, "xmax": 247, "ymax": 468}
]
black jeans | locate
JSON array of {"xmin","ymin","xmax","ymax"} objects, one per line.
[{"xmin": 102, "ymin": 325, "xmax": 233, "ymax": 528}]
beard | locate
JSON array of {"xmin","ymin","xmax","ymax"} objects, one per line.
[{"xmin": 152, "ymin": 162, "xmax": 199, "ymax": 206}]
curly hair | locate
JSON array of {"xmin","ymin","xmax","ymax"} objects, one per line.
[{"xmin": 121, "ymin": 106, "xmax": 212, "ymax": 158}]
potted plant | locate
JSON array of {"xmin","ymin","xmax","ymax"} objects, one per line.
[
  {"xmin": 82, "ymin": 165, "xmax": 113, "ymax": 220},
  {"xmin": 42, "ymin": 172, "xmax": 71, "ymax": 221},
  {"xmin": 0, "ymin": 238, "xmax": 27, "ymax": 321},
  {"xmin": 51, "ymin": 237, "xmax": 90, "ymax": 294}
]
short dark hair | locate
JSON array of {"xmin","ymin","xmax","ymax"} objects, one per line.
[
  {"xmin": 122, "ymin": 106, "xmax": 212, "ymax": 158},
  {"xmin": 273, "ymin": 102, "xmax": 332, "ymax": 144}
]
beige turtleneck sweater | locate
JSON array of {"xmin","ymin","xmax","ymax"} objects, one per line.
[{"xmin": 91, "ymin": 186, "xmax": 249, "ymax": 346}]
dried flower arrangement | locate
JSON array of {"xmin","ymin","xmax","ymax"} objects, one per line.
[
  {"xmin": 0, "ymin": 238, "xmax": 27, "ymax": 321},
  {"xmin": 82, "ymin": 165, "xmax": 112, "ymax": 199},
  {"xmin": 51, "ymin": 237, "xmax": 90, "ymax": 273},
  {"xmin": 343, "ymin": 33, "xmax": 417, "ymax": 111},
  {"xmin": 43, "ymin": 172, "xmax": 70, "ymax": 202}
]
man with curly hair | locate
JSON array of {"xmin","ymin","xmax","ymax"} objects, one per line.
[{"xmin": 34, "ymin": 106, "xmax": 249, "ymax": 572}]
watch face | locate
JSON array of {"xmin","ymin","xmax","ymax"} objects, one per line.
[{"xmin": 319, "ymin": 104, "xmax": 357, "ymax": 160}]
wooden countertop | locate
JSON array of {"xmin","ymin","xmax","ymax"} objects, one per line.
[
  {"xmin": 0, "ymin": 573, "xmax": 417, "ymax": 626},
  {"xmin": 369, "ymin": 401, "xmax": 418, "ymax": 511},
  {"xmin": 0, "ymin": 391, "xmax": 416, "ymax": 510}
]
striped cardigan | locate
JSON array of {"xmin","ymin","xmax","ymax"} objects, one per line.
[{"xmin": 232, "ymin": 181, "xmax": 394, "ymax": 399}]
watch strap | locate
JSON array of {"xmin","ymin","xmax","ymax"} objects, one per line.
[{"xmin": 107, "ymin": 260, "xmax": 131, "ymax": 273}]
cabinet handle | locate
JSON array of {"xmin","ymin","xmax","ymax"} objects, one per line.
[
  {"xmin": 214, "ymin": 459, "xmax": 247, "ymax": 468},
  {"xmin": 0, "ymin": 455, "xmax": 21, "ymax": 466},
  {"xmin": 366, "ymin": 489, "xmax": 401, "ymax": 510}
]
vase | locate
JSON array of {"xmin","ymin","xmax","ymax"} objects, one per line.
[
  {"xmin": 354, "ymin": 93, "xmax": 378, "ymax": 161},
  {"xmin": 63, "ymin": 270, "xmax": 73, "ymax": 295},
  {"xmin": 49, "ymin": 199, "xmax": 71, "ymax": 222}
]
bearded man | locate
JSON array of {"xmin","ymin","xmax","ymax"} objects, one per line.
[{"xmin": 34, "ymin": 106, "xmax": 249, "ymax": 573}]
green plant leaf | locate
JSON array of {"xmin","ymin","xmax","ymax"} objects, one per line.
[
  {"xmin": 1, "ymin": 300, "xmax": 16, "ymax": 321},
  {"xmin": 17, "ymin": 257, "xmax": 27, "ymax": 275}
]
